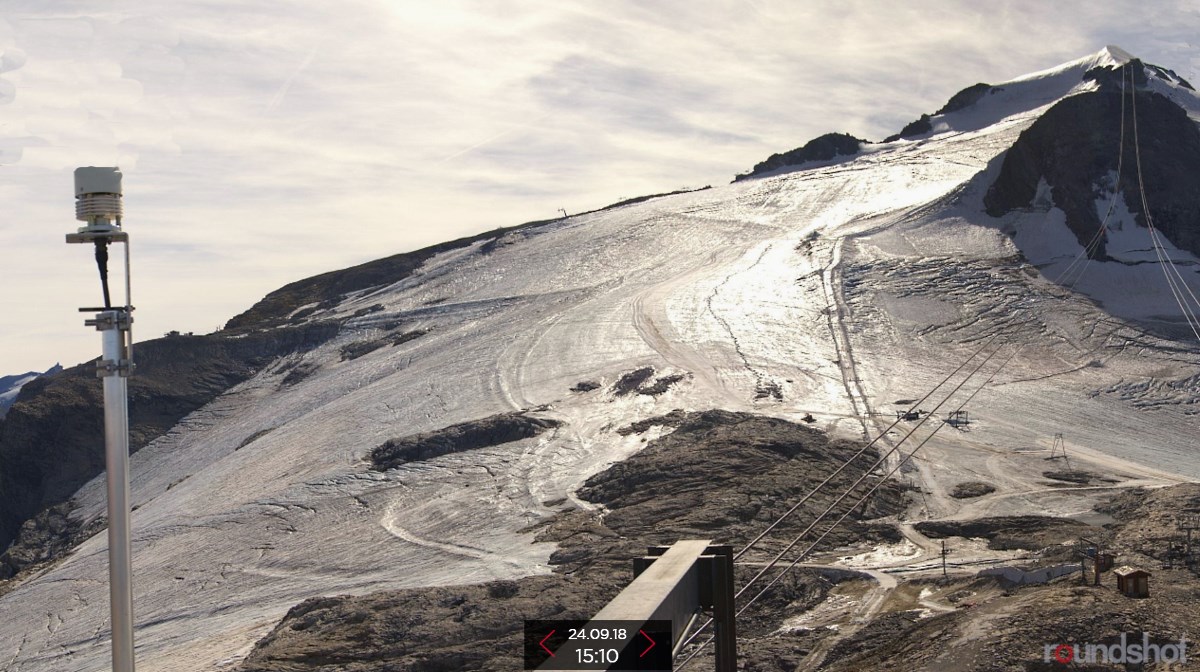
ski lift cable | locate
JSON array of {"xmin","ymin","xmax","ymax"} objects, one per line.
[
  {"xmin": 675, "ymin": 336, "xmax": 1003, "ymax": 658},
  {"xmin": 677, "ymin": 348, "xmax": 1017, "ymax": 669},
  {"xmin": 681, "ymin": 61, "xmax": 1194, "ymax": 666},
  {"xmin": 732, "ymin": 342, "xmax": 1004, "ymax": 602},
  {"xmin": 733, "ymin": 347, "xmax": 1018, "ymax": 614},
  {"xmin": 731, "ymin": 333, "xmax": 1002, "ymax": 563},
  {"xmin": 1132, "ymin": 117, "xmax": 1200, "ymax": 317},
  {"xmin": 1148, "ymin": 224, "xmax": 1200, "ymax": 327},
  {"xmin": 1128, "ymin": 68, "xmax": 1200, "ymax": 340},
  {"xmin": 729, "ymin": 343, "xmax": 1003, "ymax": 600},
  {"xmin": 675, "ymin": 337, "xmax": 1004, "ymax": 659}
]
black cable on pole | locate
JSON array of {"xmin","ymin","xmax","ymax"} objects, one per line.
[{"xmin": 95, "ymin": 240, "xmax": 113, "ymax": 309}]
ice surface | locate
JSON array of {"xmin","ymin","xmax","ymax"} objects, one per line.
[{"xmin": 2, "ymin": 50, "xmax": 1199, "ymax": 671}]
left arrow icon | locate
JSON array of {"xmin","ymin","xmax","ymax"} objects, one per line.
[{"xmin": 540, "ymin": 630, "xmax": 556, "ymax": 657}]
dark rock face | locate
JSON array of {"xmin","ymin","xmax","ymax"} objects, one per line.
[
  {"xmin": 610, "ymin": 367, "xmax": 685, "ymax": 397},
  {"xmin": 238, "ymin": 575, "xmax": 605, "ymax": 672},
  {"xmin": 0, "ymin": 321, "xmax": 339, "ymax": 555},
  {"xmin": 882, "ymin": 83, "xmax": 998, "ymax": 143},
  {"xmin": 578, "ymin": 410, "xmax": 904, "ymax": 547},
  {"xmin": 914, "ymin": 515, "xmax": 1094, "ymax": 551},
  {"xmin": 985, "ymin": 66, "xmax": 1200, "ymax": 259},
  {"xmin": 370, "ymin": 412, "xmax": 561, "ymax": 470},
  {"xmin": 882, "ymin": 114, "xmax": 933, "ymax": 143},
  {"xmin": 612, "ymin": 366, "xmax": 655, "ymax": 395},
  {"xmin": 224, "ymin": 221, "xmax": 572, "ymax": 330},
  {"xmin": 568, "ymin": 380, "xmax": 600, "ymax": 393},
  {"xmin": 949, "ymin": 481, "xmax": 996, "ymax": 499},
  {"xmin": 0, "ymin": 364, "xmax": 62, "ymax": 419},
  {"xmin": 935, "ymin": 82, "xmax": 994, "ymax": 115},
  {"xmin": 898, "ymin": 113, "xmax": 933, "ymax": 138},
  {"xmin": 0, "ymin": 502, "xmax": 105, "ymax": 580},
  {"xmin": 737, "ymin": 132, "xmax": 865, "ymax": 181}
]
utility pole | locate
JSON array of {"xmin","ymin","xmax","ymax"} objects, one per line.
[
  {"xmin": 1078, "ymin": 537, "xmax": 1104, "ymax": 586},
  {"xmin": 1180, "ymin": 515, "xmax": 1200, "ymax": 567},
  {"xmin": 66, "ymin": 167, "xmax": 137, "ymax": 672},
  {"xmin": 940, "ymin": 540, "xmax": 950, "ymax": 578},
  {"xmin": 1077, "ymin": 538, "xmax": 1091, "ymax": 584}
]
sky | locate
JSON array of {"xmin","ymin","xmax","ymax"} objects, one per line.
[{"xmin": 1, "ymin": 1, "xmax": 1199, "ymax": 375}]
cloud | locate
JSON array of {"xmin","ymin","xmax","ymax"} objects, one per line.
[{"xmin": 2, "ymin": 0, "xmax": 1199, "ymax": 373}]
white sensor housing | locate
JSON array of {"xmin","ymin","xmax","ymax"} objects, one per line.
[{"xmin": 74, "ymin": 167, "xmax": 123, "ymax": 224}]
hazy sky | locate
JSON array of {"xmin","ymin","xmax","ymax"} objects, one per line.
[{"xmin": 1, "ymin": 1, "xmax": 1198, "ymax": 374}]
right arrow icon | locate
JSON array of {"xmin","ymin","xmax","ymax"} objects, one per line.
[{"xmin": 639, "ymin": 629, "xmax": 655, "ymax": 658}]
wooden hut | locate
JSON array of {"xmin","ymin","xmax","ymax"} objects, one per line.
[{"xmin": 1113, "ymin": 566, "xmax": 1150, "ymax": 598}]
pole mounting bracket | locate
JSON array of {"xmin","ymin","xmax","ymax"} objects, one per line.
[{"xmin": 95, "ymin": 358, "xmax": 134, "ymax": 378}]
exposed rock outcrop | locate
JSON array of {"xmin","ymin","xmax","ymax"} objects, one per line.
[
  {"xmin": 0, "ymin": 502, "xmax": 105, "ymax": 580},
  {"xmin": 736, "ymin": 132, "xmax": 865, "ymax": 180},
  {"xmin": 935, "ymin": 82, "xmax": 994, "ymax": 115},
  {"xmin": 370, "ymin": 412, "xmax": 561, "ymax": 470},
  {"xmin": 0, "ymin": 364, "xmax": 62, "ymax": 420}
]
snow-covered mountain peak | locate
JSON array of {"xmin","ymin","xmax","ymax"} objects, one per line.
[
  {"xmin": 1100, "ymin": 44, "xmax": 1136, "ymax": 64},
  {"xmin": 1008, "ymin": 45, "xmax": 1132, "ymax": 85}
]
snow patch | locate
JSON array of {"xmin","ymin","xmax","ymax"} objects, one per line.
[{"xmin": 836, "ymin": 540, "xmax": 922, "ymax": 568}]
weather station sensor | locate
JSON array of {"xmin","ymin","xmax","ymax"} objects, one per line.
[
  {"xmin": 65, "ymin": 166, "xmax": 138, "ymax": 672},
  {"xmin": 69, "ymin": 166, "xmax": 128, "ymax": 242}
]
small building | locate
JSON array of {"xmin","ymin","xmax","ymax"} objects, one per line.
[{"xmin": 1113, "ymin": 566, "xmax": 1151, "ymax": 598}]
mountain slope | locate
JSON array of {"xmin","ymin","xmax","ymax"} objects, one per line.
[
  {"xmin": 0, "ymin": 47, "xmax": 1198, "ymax": 672},
  {"xmin": 0, "ymin": 364, "xmax": 60, "ymax": 420}
]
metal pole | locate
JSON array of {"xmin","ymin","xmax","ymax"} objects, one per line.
[
  {"xmin": 68, "ymin": 167, "xmax": 136, "ymax": 671},
  {"xmin": 942, "ymin": 540, "xmax": 948, "ymax": 578},
  {"xmin": 98, "ymin": 310, "xmax": 136, "ymax": 672}
]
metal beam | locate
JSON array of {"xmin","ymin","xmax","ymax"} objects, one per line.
[{"xmin": 594, "ymin": 539, "xmax": 712, "ymax": 647}]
